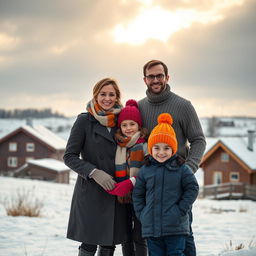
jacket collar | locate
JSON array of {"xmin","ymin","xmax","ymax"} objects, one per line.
[{"xmin": 149, "ymin": 154, "xmax": 179, "ymax": 170}]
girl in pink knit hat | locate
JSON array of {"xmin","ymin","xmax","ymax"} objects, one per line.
[{"xmin": 108, "ymin": 99, "xmax": 148, "ymax": 256}]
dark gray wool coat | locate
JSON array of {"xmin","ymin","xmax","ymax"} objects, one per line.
[{"xmin": 63, "ymin": 113, "xmax": 128, "ymax": 246}]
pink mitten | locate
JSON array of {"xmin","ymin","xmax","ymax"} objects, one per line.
[{"xmin": 107, "ymin": 179, "xmax": 134, "ymax": 197}]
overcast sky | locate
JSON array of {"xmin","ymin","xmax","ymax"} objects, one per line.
[{"xmin": 0, "ymin": 0, "xmax": 255, "ymax": 117}]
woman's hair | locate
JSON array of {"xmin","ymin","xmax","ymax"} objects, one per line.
[
  {"xmin": 93, "ymin": 77, "xmax": 121, "ymax": 105},
  {"xmin": 115, "ymin": 127, "xmax": 148, "ymax": 142}
]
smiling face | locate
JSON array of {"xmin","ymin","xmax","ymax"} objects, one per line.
[
  {"xmin": 143, "ymin": 64, "xmax": 169, "ymax": 94},
  {"xmin": 96, "ymin": 84, "xmax": 117, "ymax": 111},
  {"xmin": 120, "ymin": 120, "xmax": 139, "ymax": 137},
  {"xmin": 152, "ymin": 143, "xmax": 173, "ymax": 163}
]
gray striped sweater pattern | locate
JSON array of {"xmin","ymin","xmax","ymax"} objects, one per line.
[{"xmin": 138, "ymin": 84, "xmax": 206, "ymax": 172}]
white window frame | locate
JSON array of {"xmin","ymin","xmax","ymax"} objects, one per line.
[
  {"xmin": 230, "ymin": 172, "xmax": 240, "ymax": 182},
  {"xmin": 7, "ymin": 157, "xmax": 18, "ymax": 167},
  {"xmin": 26, "ymin": 143, "xmax": 35, "ymax": 152},
  {"xmin": 221, "ymin": 152, "xmax": 229, "ymax": 162},
  {"xmin": 213, "ymin": 171, "xmax": 222, "ymax": 184},
  {"xmin": 9, "ymin": 142, "xmax": 17, "ymax": 152}
]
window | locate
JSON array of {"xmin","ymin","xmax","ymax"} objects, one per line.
[
  {"xmin": 213, "ymin": 172, "xmax": 222, "ymax": 184},
  {"xmin": 9, "ymin": 142, "xmax": 17, "ymax": 152},
  {"xmin": 230, "ymin": 172, "xmax": 239, "ymax": 182},
  {"xmin": 26, "ymin": 143, "xmax": 35, "ymax": 152},
  {"xmin": 8, "ymin": 157, "xmax": 18, "ymax": 167},
  {"xmin": 221, "ymin": 152, "xmax": 229, "ymax": 162}
]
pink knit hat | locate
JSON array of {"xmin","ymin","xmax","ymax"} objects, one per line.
[{"xmin": 118, "ymin": 99, "xmax": 143, "ymax": 127}]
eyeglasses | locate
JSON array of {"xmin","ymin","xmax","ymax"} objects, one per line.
[{"xmin": 145, "ymin": 74, "xmax": 165, "ymax": 81}]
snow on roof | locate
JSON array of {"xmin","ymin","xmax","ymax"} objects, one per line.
[
  {"xmin": 28, "ymin": 158, "xmax": 70, "ymax": 172},
  {"xmin": 205, "ymin": 137, "xmax": 219, "ymax": 152},
  {"xmin": 205, "ymin": 136, "xmax": 256, "ymax": 170},
  {"xmin": 22, "ymin": 125, "xmax": 66, "ymax": 150}
]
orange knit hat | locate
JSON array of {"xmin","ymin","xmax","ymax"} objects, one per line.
[{"xmin": 148, "ymin": 113, "xmax": 177, "ymax": 155}]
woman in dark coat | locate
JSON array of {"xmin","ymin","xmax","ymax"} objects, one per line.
[{"xmin": 64, "ymin": 78, "xmax": 128, "ymax": 256}]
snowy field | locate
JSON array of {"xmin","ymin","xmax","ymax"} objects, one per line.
[
  {"xmin": 0, "ymin": 175, "xmax": 256, "ymax": 256},
  {"xmin": 1, "ymin": 117, "xmax": 256, "ymax": 255}
]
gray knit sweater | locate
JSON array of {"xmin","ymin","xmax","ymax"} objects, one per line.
[{"xmin": 138, "ymin": 84, "xmax": 206, "ymax": 172}]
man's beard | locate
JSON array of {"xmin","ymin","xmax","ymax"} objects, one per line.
[{"xmin": 148, "ymin": 82, "xmax": 166, "ymax": 94}]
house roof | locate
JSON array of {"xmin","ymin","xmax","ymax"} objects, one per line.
[
  {"xmin": 27, "ymin": 158, "xmax": 70, "ymax": 172},
  {"xmin": 202, "ymin": 137, "xmax": 256, "ymax": 171},
  {"xmin": 0, "ymin": 125, "xmax": 66, "ymax": 150},
  {"xmin": 16, "ymin": 158, "xmax": 70, "ymax": 173}
]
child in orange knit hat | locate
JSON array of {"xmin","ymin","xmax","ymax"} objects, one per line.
[{"xmin": 132, "ymin": 113, "xmax": 199, "ymax": 256}]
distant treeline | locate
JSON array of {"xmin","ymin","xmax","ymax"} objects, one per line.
[{"xmin": 0, "ymin": 108, "xmax": 65, "ymax": 119}]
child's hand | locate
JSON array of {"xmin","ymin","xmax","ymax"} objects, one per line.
[{"xmin": 107, "ymin": 179, "xmax": 134, "ymax": 197}]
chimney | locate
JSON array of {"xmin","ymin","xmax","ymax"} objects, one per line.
[
  {"xmin": 26, "ymin": 117, "xmax": 33, "ymax": 127},
  {"xmin": 247, "ymin": 130, "xmax": 255, "ymax": 151}
]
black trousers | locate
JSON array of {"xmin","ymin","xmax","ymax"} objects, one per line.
[
  {"xmin": 121, "ymin": 204, "xmax": 147, "ymax": 256},
  {"xmin": 80, "ymin": 243, "xmax": 115, "ymax": 253}
]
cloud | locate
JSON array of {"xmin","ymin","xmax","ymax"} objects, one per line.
[
  {"xmin": 167, "ymin": 0, "xmax": 256, "ymax": 97},
  {"xmin": 0, "ymin": 0, "xmax": 255, "ymax": 117},
  {"xmin": 112, "ymin": 0, "xmax": 246, "ymax": 45}
]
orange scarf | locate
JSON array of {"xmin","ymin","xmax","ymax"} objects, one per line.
[{"xmin": 86, "ymin": 99, "xmax": 122, "ymax": 127}]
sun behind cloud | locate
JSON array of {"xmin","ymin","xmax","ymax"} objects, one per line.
[{"xmin": 113, "ymin": 1, "xmax": 244, "ymax": 45}]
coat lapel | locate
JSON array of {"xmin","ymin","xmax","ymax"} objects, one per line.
[
  {"xmin": 94, "ymin": 122, "xmax": 116, "ymax": 143},
  {"xmin": 88, "ymin": 112, "xmax": 116, "ymax": 143}
]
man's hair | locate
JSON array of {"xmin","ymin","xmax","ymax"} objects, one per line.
[{"xmin": 143, "ymin": 60, "xmax": 168, "ymax": 77}]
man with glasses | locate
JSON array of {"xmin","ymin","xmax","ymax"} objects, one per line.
[{"xmin": 138, "ymin": 60, "xmax": 206, "ymax": 256}]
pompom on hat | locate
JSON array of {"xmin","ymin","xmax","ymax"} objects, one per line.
[
  {"xmin": 147, "ymin": 113, "xmax": 178, "ymax": 155},
  {"xmin": 118, "ymin": 99, "xmax": 143, "ymax": 127}
]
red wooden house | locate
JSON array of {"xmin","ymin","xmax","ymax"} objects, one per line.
[
  {"xmin": 0, "ymin": 125, "xmax": 67, "ymax": 175},
  {"xmin": 201, "ymin": 131, "xmax": 256, "ymax": 186}
]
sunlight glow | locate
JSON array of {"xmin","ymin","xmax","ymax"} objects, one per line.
[
  {"xmin": 113, "ymin": 0, "xmax": 245, "ymax": 45},
  {"xmin": 137, "ymin": 0, "xmax": 153, "ymax": 5},
  {"xmin": 114, "ymin": 7, "xmax": 194, "ymax": 45}
]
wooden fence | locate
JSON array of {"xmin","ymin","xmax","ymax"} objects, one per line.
[{"xmin": 200, "ymin": 182, "xmax": 256, "ymax": 201}]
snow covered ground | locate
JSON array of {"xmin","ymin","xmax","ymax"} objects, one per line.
[
  {"xmin": 0, "ymin": 175, "xmax": 255, "ymax": 256},
  {"xmin": 0, "ymin": 117, "xmax": 256, "ymax": 255}
]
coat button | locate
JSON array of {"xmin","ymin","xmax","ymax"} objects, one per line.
[{"xmin": 99, "ymin": 155, "xmax": 104, "ymax": 160}]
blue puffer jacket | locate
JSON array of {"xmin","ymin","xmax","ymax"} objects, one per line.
[{"xmin": 132, "ymin": 155, "xmax": 199, "ymax": 238}]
